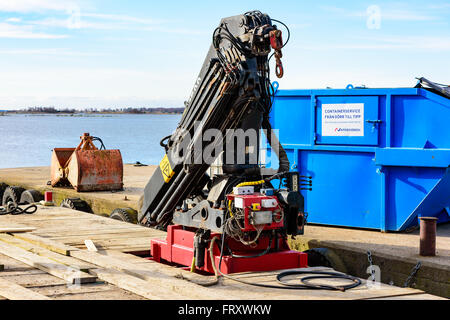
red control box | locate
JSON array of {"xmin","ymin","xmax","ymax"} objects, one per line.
[{"xmin": 226, "ymin": 193, "xmax": 283, "ymax": 232}]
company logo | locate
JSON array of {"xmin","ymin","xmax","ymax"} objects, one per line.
[{"xmin": 335, "ymin": 127, "xmax": 360, "ymax": 133}]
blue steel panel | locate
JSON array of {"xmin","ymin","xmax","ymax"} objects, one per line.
[
  {"xmin": 375, "ymin": 148, "xmax": 450, "ymax": 168},
  {"xmin": 315, "ymin": 95, "xmax": 379, "ymax": 146},
  {"xmin": 299, "ymin": 151, "xmax": 381, "ymax": 229},
  {"xmin": 276, "ymin": 88, "xmax": 419, "ymax": 97},
  {"xmin": 401, "ymin": 167, "xmax": 450, "ymax": 230},
  {"xmin": 271, "ymin": 96, "xmax": 311, "ymax": 145},
  {"xmin": 386, "ymin": 167, "xmax": 449, "ymax": 230},
  {"xmin": 269, "ymin": 87, "xmax": 450, "ymax": 231},
  {"xmin": 391, "ymin": 94, "xmax": 450, "ymax": 149}
]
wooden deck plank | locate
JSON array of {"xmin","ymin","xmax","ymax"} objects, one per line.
[
  {"xmin": 367, "ymin": 293, "xmax": 448, "ymax": 300},
  {"xmin": 49, "ymin": 231, "xmax": 158, "ymax": 242},
  {"xmin": 89, "ymin": 268, "xmax": 190, "ymax": 300},
  {"xmin": 71, "ymin": 249, "xmax": 230, "ymax": 299},
  {"xmin": 63, "ymin": 238, "xmax": 151, "ymax": 249},
  {"xmin": 53, "ymin": 286, "xmax": 147, "ymax": 300},
  {"xmin": 32, "ymin": 282, "xmax": 120, "ymax": 297},
  {"xmin": 0, "ymin": 277, "xmax": 51, "ymax": 300},
  {"xmin": 33, "ymin": 225, "xmax": 153, "ymax": 235},
  {"xmin": 0, "ymin": 272, "xmax": 68, "ymax": 288},
  {"xmin": 0, "ymin": 234, "xmax": 95, "ymax": 272},
  {"xmin": 12, "ymin": 233, "xmax": 79, "ymax": 256},
  {"xmin": 0, "ymin": 242, "xmax": 96, "ymax": 284},
  {"xmin": 0, "ymin": 226, "xmax": 36, "ymax": 233},
  {"xmin": 0, "ymin": 205, "xmax": 442, "ymax": 300},
  {"xmin": 37, "ymin": 227, "xmax": 154, "ymax": 237}
]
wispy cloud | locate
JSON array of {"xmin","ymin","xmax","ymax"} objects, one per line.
[
  {"xmin": 0, "ymin": 22, "xmax": 67, "ymax": 39},
  {"xmin": 24, "ymin": 11, "xmax": 170, "ymax": 31},
  {"xmin": 427, "ymin": 3, "xmax": 450, "ymax": 10},
  {"xmin": 0, "ymin": 48, "xmax": 102, "ymax": 56},
  {"xmin": 320, "ymin": 5, "xmax": 440, "ymax": 21},
  {"xmin": 300, "ymin": 35, "xmax": 450, "ymax": 51},
  {"xmin": 5, "ymin": 17, "xmax": 22, "ymax": 23},
  {"xmin": 27, "ymin": 15, "xmax": 205, "ymax": 34},
  {"xmin": 81, "ymin": 13, "xmax": 165, "ymax": 25},
  {"xmin": 1, "ymin": 1, "xmax": 199, "ymax": 35},
  {"xmin": 147, "ymin": 27, "xmax": 208, "ymax": 36},
  {"xmin": 289, "ymin": 23, "xmax": 312, "ymax": 30},
  {"xmin": 0, "ymin": 0, "xmax": 75, "ymax": 13},
  {"xmin": 27, "ymin": 17, "xmax": 125, "ymax": 30}
]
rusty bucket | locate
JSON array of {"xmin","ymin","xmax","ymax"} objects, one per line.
[{"xmin": 51, "ymin": 133, "xmax": 123, "ymax": 192}]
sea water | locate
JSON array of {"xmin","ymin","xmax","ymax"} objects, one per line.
[{"xmin": 0, "ymin": 113, "xmax": 181, "ymax": 168}]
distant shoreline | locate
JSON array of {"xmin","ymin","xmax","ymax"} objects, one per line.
[{"xmin": 0, "ymin": 111, "xmax": 184, "ymax": 116}]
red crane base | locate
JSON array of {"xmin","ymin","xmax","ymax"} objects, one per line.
[{"xmin": 150, "ymin": 225, "xmax": 308, "ymax": 274}]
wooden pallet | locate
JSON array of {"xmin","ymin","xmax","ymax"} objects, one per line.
[{"xmin": 0, "ymin": 206, "xmax": 444, "ymax": 300}]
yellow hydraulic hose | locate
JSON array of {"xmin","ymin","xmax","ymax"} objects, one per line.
[
  {"xmin": 235, "ymin": 180, "xmax": 265, "ymax": 188},
  {"xmin": 190, "ymin": 256, "xmax": 196, "ymax": 273}
]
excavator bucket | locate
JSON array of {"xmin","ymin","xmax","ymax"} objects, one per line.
[
  {"xmin": 51, "ymin": 148, "xmax": 76, "ymax": 187},
  {"xmin": 50, "ymin": 133, "xmax": 124, "ymax": 192},
  {"xmin": 66, "ymin": 149, "xmax": 123, "ymax": 192}
]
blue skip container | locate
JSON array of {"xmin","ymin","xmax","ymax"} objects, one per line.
[{"xmin": 267, "ymin": 81, "xmax": 450, "ymax": 231}]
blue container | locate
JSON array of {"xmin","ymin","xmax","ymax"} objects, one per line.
[{"xmin": 267, "ymin": 87, "xmax": 450, "ymax": 231}]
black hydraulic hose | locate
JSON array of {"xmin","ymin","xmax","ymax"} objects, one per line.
[
  {"xmin": 0, "ymin": 203, "xmax": 37, "ymax": 215},
  {"xmin": 226, "ymin": 234, "xmax": 273, "ymax": 259},
  {"xmin": 271, "ymin": 19, "xmax": 290, "ymax": 49},
  {"xmin": 207, "ymin": 208, "xmax": 361, "ymax": 291},
  {"xmin": 262, "ymin": 116, "xmax": 290, "ymax": 172},
  {"xmin": 160, "ymin": 135, "xmax": 171, "ymax": 151},
  {"xmin": 214, "ymin": 233, "xmax": 361, "ymax": 291},
  {"xmin": 151, "ymin": 169, "xmax": 186, "ymax": 221},
  {"xmin": 276, "ymin": 270, "xmax": 361, "ymax": 291},
  {"xmin": 151, "ymin": 79, "xmax": 232, "ymax": 222},
  {"xmin": 155, "ymin": 95, "xmax": 252, "ymax": 223},
  {"xmin": 91, "ymin": 136, "xmax": 106, "ymax": 150}
]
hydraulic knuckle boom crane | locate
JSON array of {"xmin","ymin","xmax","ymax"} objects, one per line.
[{"xmin": 139, "ymin": 11, "xmax": 308, "ymax": 274}]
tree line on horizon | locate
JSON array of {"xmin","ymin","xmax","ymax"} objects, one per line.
[{"xmin": 7, "ymin": 106, "xmax": 185, "ymax": 114}]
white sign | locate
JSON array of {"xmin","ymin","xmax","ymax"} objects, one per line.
[{"xmin": 322, "ymin": 103, "xmax": 364, "ymax": 137}]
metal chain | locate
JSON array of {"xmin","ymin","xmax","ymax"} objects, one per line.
[
  {"xmin": 404, "ymin": 261, "xmax": 421, "ymax": 288},
  {"xmin": 367, "ymin": 251, "xmax": 376, "ymax": 282}
]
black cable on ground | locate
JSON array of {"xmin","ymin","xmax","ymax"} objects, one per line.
[
  {"xmin": 0, "ymin": 203, "xmax": 37, "ymax": 215},
  {"xmin": 276, "ymin": 270, "xmax": 361, "ymax": 291},
  {"xmin": 210, "ymin": 235, "xmax": 361, "ymax": 291}
]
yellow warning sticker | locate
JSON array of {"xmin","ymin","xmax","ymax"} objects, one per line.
[{"xmin": 159, "ymin": 154, "xmax": 174, "ymax": 183}]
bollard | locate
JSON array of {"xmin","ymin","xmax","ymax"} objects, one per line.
[
  {"xmin": 419, "ymin": 217, "xmax": 438, "ymax": 256},
  {"xmin": 44, "ymin": 191, "xmax": 53, "ymax": 203}
]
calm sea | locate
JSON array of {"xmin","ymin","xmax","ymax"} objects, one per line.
[{"xmin": 0, "ymin": 113, "xmax": 181, "ymax": 168}]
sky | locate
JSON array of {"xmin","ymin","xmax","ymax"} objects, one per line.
[{"xmin": 0, "ymin": 0, "xmax": 449, "ymax": 109}]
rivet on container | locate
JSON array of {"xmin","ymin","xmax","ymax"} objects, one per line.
[{"xmin": 419, "ymin": 216, "xmax": 438, "ymax": 256}]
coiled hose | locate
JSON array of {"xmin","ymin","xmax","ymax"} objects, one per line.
[
  {"xmin": 207, "ymin": 236, "xmax": 361, "ymax": 291},
  {"xmin": 0, "ymin": 203, "xmax": 37, "ymax": 215}
]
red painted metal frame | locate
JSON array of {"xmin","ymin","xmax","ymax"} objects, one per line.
[{"xmin": 151, "ymin": 225, "xmax": 308, "ymax": 274}]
